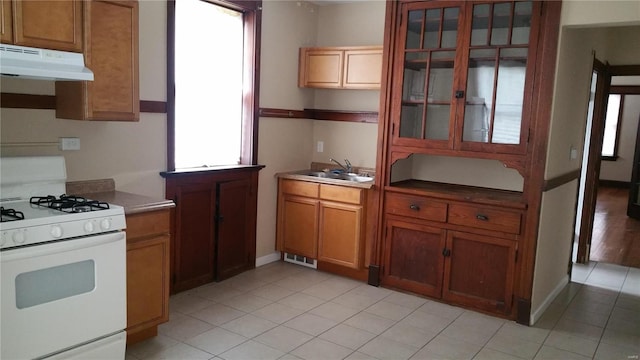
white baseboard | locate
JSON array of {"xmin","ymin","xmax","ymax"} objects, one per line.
[
  {"xmin": 530, "ymin": 275, "xmax": 569, "ymax": 325},
  {"xmin": 255, "ymin": 251, "xmax": 281, "ymax": 267}
]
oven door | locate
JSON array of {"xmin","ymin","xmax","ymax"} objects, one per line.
[{"xmin": 1, "ymin": 232, "xmax": 126, "ymax": 360}]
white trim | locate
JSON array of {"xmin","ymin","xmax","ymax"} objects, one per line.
[
  {"xmin": 255, "ymin": 251, "xmax": 281, "ymax": 267},
  {"xmin": 530, "ymin": 275, "xmax": 569, "ymax": 325}
]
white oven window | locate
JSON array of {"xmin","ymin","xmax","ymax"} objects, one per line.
[{"xmin": 15, "ymin": 260, "xmax": 95, "ymax": 309}]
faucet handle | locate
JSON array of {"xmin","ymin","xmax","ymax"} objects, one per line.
[{"xmin": 344, "ymin": 159, "xmax": 352, "ymax": 172}]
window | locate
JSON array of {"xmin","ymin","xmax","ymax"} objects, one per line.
[
  {"xmin": 167, "ymin": 0, "xmax": 262, "ymax": 170},
  {"xmin": 602, "ymin": 94, "xmax": 624, "ymax": 160}
]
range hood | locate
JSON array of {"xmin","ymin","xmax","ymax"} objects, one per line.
[{"xmin": 0, "ymin": 43, "xmax": 94, "ymax": 81}]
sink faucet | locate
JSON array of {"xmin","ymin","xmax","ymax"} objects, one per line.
[{"xmin": 329, "ymin": 158, "xmax": 353, "ymax": 173}]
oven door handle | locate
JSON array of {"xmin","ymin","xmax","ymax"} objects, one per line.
[{"xmin": 0, "ymin": 232, "xmax": 125, "ymax": 262}]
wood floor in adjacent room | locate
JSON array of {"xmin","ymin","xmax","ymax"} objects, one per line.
[{"xmin": 590, "ymin": 186, "xmax": 640, "ymax": 268}]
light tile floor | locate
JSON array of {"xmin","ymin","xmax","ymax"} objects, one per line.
[{"xmin": 126, "ymin": 261, "xmax": 640, "ymax": 360}]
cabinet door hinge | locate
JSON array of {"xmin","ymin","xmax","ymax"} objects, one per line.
[
  {"xmin": 391, "ymin": 123, "xmax": 395, "ymax": 136},
  {"xmin": 527, "ymin": 128, "xmax": 531, "ymax": 143}
]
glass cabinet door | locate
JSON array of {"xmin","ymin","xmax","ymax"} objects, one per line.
[
  {"xmin": 459, "ymin": 1, "xmax": 534, "ymax": 150},
  {"xmin": 396, "ymin": 4, "xmax": 460, "ymax": 147}
]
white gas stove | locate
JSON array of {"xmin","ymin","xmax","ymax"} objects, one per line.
[{"xmin": 0, "ymin": 156, "xmax": 127, "ymax": 359}]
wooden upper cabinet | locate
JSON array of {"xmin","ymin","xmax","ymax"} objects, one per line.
[
  {"xmin": 56, "ymin": 0, "xmax": 139, "ymax": 121},
  {"xmin": 1, "ymin": 0, "xmax": 13, "ymax": 43},
  {"xmin": 392, "ymin": 1, "xmax": 540, "ymax": 156},
  {"xmin": 299, "ymin": 46, "xmax": 382, "ymax": 89},
  {"xmin": 5, "ymin": 0, "xmax": 82, "ymax": 52}
]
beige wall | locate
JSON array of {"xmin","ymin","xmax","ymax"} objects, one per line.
[
  {"xmin": 532, "ymin": 2, "xmax": 640, "ymax": 322},
  {"xmin": 0, "ymin": 1, "xmax": 167, "ymax": 198}
]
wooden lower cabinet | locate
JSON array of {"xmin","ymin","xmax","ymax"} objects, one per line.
[
  {"xmin": 164, "ymin": 166, "xmax": 262, "ymax": 293},
  {"xmin": 443, "ymin": 231, "xmax": 517, "ymax": 314},
  {"xmin": 383, "ymin": 219, "xmax": 445, "ymax": 298},
  {"xmin": 318, "ymin": 201, "xmax": 363, "ymax": 269},
  {"xmin": 125, "ymin": 210, "xmax": 170, "ymax": 345},
  {"xmin": 277, "ymin": 179, "xmax": 367, "ymax": 274},
  {"xmin": 281, "ymin": 195, "xmax": 319, "ymax": 258}
]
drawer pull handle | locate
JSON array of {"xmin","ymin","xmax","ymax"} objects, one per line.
[
  {"xmin": 409, "ymin": 204, "xmax": 420, "ymax": 211},
  {"xmin": 476, "ymin": 214, "xmax": 489, "ymax": 221}
]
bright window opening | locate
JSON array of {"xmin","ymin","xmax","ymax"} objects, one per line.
[{"xmin": 602, "ymin": 94, "xmax": 622, "ymax": 159}]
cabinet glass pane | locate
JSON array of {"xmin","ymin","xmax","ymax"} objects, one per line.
[
  {"xmin": 512, "ymin": 2, "xmax": 532, "ymax": 45},
  {"xmin": 402, "ymin": 60, "xmax": 426, "ymax": 102},
  {"xmin": 406, "ymin": 10, "xmax": 424, "ymax": 49},
  {"xmin": 491, "ymin": 3, "xmax": 511, "ymax": 45},
  {"xmin": 400, "ymin": 104, "xmax": 423, "ymax": 138},
  {"xmin": 470, "ymin": 4, "xmax": 490, "ymax": 46},
  {"xmin": 425, "ymin": 105, "xmax": 450, "ymax": 140},
  {"xmin": 463, "ymin": 49, "xmax": 496, "ymax": 143},
  {"xmin": 442, "ymin": 8, "xmax": 459, "ymax": 48},
  {"xmin": 424, "ymin": 9, "xmax": 441, "ymax": 49},
  {"xmin": 493, "ymin": 48, "xmax": 527, "ymax": 144}
]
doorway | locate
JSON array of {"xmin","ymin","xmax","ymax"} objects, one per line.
[{"xmin": 574, "ymin": 65, "xmax": 640, "ymax": 266}]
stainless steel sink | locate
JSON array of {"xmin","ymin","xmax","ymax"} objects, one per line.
[{"xmin": 303, "ymin": 171, "xmax": 373, "ymax": 183}]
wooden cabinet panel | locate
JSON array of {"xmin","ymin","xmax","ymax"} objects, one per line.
[
  {"xmin": 385, "ymin": 192, "xmax": 447, "ymax": 222},
  {"xmin": 281, "ymin": 195, "xmax": 319, "ymax": 258},
  {"xmin": 299, "ymin": 46, "xmax": 382, "ymax": 89},
  {"xmin": 383, "ymin": 219, "xmax": 446, "ymax": 298},
  {"xmin": 448, "ymin": 204, "xmax": 521, "ymax": 235},
  {"xmin": 318, "ymin": 201, "xmax": 363, "ymax": 269},
  {"xmin": 165, "ymin": 167, "xmax": 262, "ymax": 293},
  {"xmin": 281, "ymin": 179, "xmax": 319, "ymax": 198},
  {"xmin": 56, "ymin": 0, "xmax": 139, "ymax": 121},
  {"xmin": 217, "ymin": 178, "xmax": 255, "ymax": 281},
  {"xmin": 1, "ymin": 0, "xmax": 12, "ymax": 43},
  {"xmin": 343, "ymin": 49, "xmax": 383, "ymax": 89},
  {"xmin": 320, "ymin": 184, "xmax": 362, "ymax": 204},
  {"xmin": 172, "ymin": 182, "xmax": 217, "ymax": 292},
  {"xmin": 12, "ymin": 0, "xmax": 82, "ymax": 52},
  {"xmin": 125, "ymin": 210, "xmax": 170, "ymax": 345},
  {"xmin": 443, "ymin": 231, "xmax": 516, "ymax": 314}
]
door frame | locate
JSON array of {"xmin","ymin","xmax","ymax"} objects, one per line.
[
  {"xmin": 576, "ymin": 59, "xmax": 610, "ymax": 264},
  {"xmin": 576, "ymin": 64, "xmax": 640, "ymax": 263}
]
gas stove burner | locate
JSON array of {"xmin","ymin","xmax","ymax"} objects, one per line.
[
  {"xmin": 30, "ymin": 195, "xmax": 110, "ymax": 213},
  {"xmin": 0, "ymin": 207, "xmax": 25, "ymax": 222}
]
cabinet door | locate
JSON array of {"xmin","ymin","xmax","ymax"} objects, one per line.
[
  {"xmin": 392, "ymin": 2, "xmax": 462, "ymax": 149},
  {"xmin": 85, "ymin": 0, "xmax": 139, "ymax": 120},
  {"xmin": 217, "ymin": 178, "xmax": 255, "ymax": 281},
  {"xmin": 1, "ymin": 0, "xmax": 12, "ymax": 43},
  {"xmin": 126, "ymin": 234, "xmax": 170, "ymax": 339},
  {"xmin": 172, "ymin": 182, "xmax": 217, "ymax": 292},
  {"xmin": 442, "ymin": 231, "xmax": 516, "ymax": 314},
  {"xmin": 382, "ymin": 218, "xmax": 446, "ymax": 298},
  {"xmin": 13, "ymin": 0, "xmax": 82, "ymax": 52},
  {"xmin": 456, "ymin": 1, "xmax": 538, "ymax": 154},
  {"xmin": 299, "ymin": 48, "xmax": 344, "ymax": 88},
  {"xmin": 343, "ymin": 48, "xmax": 382, "ymax": 89},
  {"xmin": 318, "ymin": 201, "xmax": 363, "ymax": 269},
  {"xmin": 280, "ymin": 195, "xmax": 319, "ymax": 258}
]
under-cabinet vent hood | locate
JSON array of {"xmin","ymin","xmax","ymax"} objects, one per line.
[{"xmin": 0, "ymin": 43, "xmax": 94, "ymax": 81}]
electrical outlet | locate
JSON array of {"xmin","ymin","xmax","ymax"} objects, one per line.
[
  {"xmin": 317, "ymin": 141, "xmax": 324, "ymax": 153},
  {"xmin": 60, "ymin": 137, "xmax": 81, "ymax": 151}
]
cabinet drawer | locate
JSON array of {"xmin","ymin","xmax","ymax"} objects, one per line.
[
  {"xmin": 126, "ymin": 210, "xmax": 170, "ymax": 240},
  {"xmin": 385, "ymin": 192, "xmax": 447, "ymax": 222},
  {"xmin": 281, "ymin": 179, "xmax": 319, "ymax": 198},
  {"xmin": 320, "ymin": 184, "xmax": 363, "ymax": 204},
  {"xmin": 448, "ymin": 204, "xmax": 521, "ymax": 234}
]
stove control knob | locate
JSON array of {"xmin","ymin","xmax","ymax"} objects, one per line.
[
  {"xmin": 84, "ymin": 221, "xmax": 95, "ymax": 233},
  {"xmin": 50, "ymin": 225, "xmax": 63, "ymax": 239},
  {"xmin": 13, "ymin": 230, "xmax": 26, "ymax": 244},
  {"xmin": 100, "ymin": 218, "xmax": 112, "ymax": 231}
]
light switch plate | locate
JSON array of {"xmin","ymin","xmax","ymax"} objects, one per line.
[
  {"xmin": 317, "ymin": 141, "xmax": 324, "ymax": 153},
  {"xmin": 60, "ymin": 137, "xmax": 81, "ymax": 151}
]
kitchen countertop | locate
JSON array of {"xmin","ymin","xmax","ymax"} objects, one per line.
[
  {"xmin": 66, "ymin": 179, "xmax": 174, "ymax": 215},
  {"xmin": 276, "ymin": 169, "xmax": 375, "ymax": 189}
]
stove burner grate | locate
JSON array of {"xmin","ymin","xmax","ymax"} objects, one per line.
[
  {"xmin": 30, "ymin": 195, "xmax": 110, "ymax": 213},
  {"xmin": 0, "ymin": 207, "xmax": 25, "ymax": 222}
]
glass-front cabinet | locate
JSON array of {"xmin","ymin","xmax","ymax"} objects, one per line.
[{"xmin": 392, "ymin": 0, "xmax": 539, "ymax": 156}]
